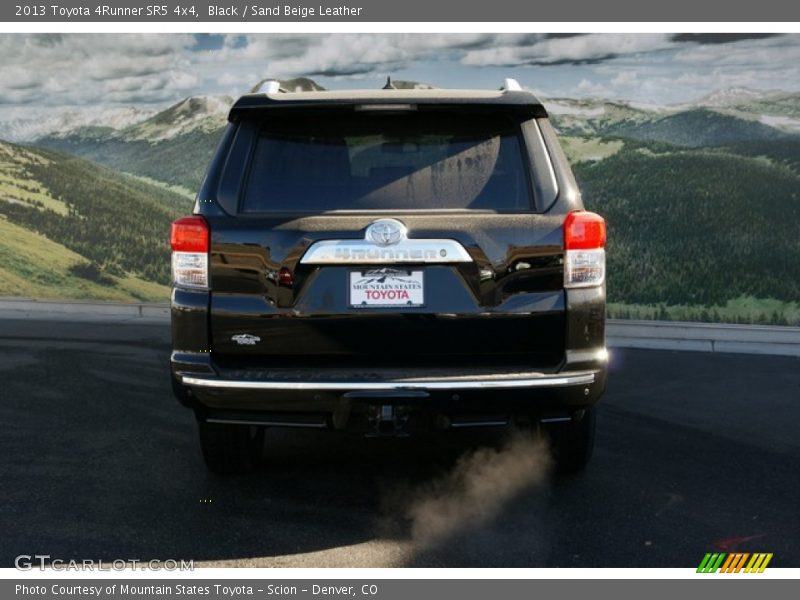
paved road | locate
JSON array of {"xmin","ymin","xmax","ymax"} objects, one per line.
[{"xmin": 0, "ymin": 317, "xmax": 797, "ymax": 568}]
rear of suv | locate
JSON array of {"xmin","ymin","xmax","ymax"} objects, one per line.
[{"xmin": 170, "ymin": 79, "xmax": 607, "ymax": 474}]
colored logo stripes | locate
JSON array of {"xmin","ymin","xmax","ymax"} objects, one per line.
[{"xmin": 697, "ymin": 553, "xmax": 773, "ymax": 573}]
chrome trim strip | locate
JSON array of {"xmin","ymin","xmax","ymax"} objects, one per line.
[
  {"xmin": 300, "ymin": 239, "xmax": 473, "ymax": 265},
  {"xmin": 450, "ymin": 420, "xmax": 509, "ymax": 429},
  {"xmin": 538, "ymin": 416, "xmax": 573, "ymax": 424},
  {"xmin": 183, "ymin": 373, "xmax": 595, "ymax": 391},
  {"xmin": 206, "ymin": 418, "xmax": 326, "ymax": 428}
]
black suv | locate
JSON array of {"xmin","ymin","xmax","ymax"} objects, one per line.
[{"xmin": 170, "ymin": 79, "xmax": 607, "ymax": 474}]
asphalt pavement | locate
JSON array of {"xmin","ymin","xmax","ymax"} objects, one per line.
[{"xmin": 0, "ymin": 317, "xmax": 797, "ymax": 568}]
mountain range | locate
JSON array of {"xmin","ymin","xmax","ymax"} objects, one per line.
[
  {"xmin": 1, "ymin": 78, "xmax": 799, "ymax": 322},
  {"xmin": 23, "ymin": 84, "xmax": 800, "ymax": 144},
  {"xmin": 30, "ymin": 84, "xmax": 800, "ymax": 191}
]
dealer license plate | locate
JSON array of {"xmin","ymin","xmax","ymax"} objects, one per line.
[{"xmin": 349, "ymin": 268, "xmax": 424, "ymax": 307}]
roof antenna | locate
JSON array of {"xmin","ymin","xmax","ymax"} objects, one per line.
[{"xmin": 382, "ymin": 77, "xmax": 396, "ymax": 90}]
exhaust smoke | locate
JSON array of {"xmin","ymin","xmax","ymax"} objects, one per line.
[{"xmin": 392, "ymin": 433, "xmax": 553, "ymax": 551}]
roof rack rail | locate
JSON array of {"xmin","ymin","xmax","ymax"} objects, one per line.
[
  {"xmin": 501, "ymin": 78, "xmax": 522, "ymax": 92},
  {"xmin": 256, "ymin": 79, "xmax": 284, "ymax": 94}
]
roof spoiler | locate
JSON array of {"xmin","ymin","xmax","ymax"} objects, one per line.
[{"xmin": 232, "ymin": 76, "xmax": 547, "ymax": 119}]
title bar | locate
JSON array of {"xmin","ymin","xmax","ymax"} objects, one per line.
[{"xmin": 3, "ymin": 0, "xmax": 800, "ymax": 22}]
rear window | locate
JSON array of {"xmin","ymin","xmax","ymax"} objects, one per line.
[{"xmin": 241, "ymin": 112, "xmax": 532, "ymax": 212}]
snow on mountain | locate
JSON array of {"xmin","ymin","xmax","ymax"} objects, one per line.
[
  {"xmin": 7, "ymin": 80, "xmax": 797, "ymax": 147},
  {"xmin": 0, "ymin": 106, "xmax": 158, "ymax": 142},
  {"xmin": 119, "ymin": 95, "xmax": 234, "ymax": 142},
  {"xmin": 545, "ymin": 101, "xmax": 607, "ymax": 117},
  {"xmin": 542, "ymin": 97, "xmax": 655, "ymax": 136},
  {"xmin": 22, "ymin": 77, "xmax": 326, "ymax": 145},
  {"xmin": 626, "ymin": 101, "xmax": 671, "ymax": 113},
  {"xmin": 758, "ymin": 114, "xmax": 800, "ymax": 132},
  {"xmin": 680, "ymin": 89, "xmax": 800, "ymax": 123},
  {"xmin": 690, "ymin": 87, "xmax": 772, "ymax": 108}
]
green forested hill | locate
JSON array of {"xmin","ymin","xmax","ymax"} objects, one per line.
[
  {"xmin": 0, "ymin": 141, "xmax": 188, "ymax": 300},
  {"xmin": 36, "ymin": 127, "xmax": 223, "ymax": 193},
  {"xmin": 36, "ymin": 94, "xmax": 233, "ymax": 191},
  {"xmin": 718, "ymin": 139, "xmax": 800, "ymax": 175},
  {"xmin": 574, "ymin": 144, "xmax": 800, "ymax": 310},
  {"xmin": 17, "ymin": 93, "xmax": 800, "ymax": 323},
  {"xmin": 601, "ymin": 109, "xmax": 792, "ymax": 147}
]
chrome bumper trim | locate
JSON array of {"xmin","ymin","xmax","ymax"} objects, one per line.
[
  {"xmin": 182, "ymin": 372, "xmax": 595, "ymax": 391},
  {"xmin": 206, "ymin": 418, "xmax": 327, "ymax": 428}
]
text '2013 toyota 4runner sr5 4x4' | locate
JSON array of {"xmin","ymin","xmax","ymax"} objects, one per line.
[{"xmin": 170, "ymin": 78, "xmax": 607, "ymax": 475}]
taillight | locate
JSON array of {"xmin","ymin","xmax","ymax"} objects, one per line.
[
  {"xmin": 564, "ymin": 211, "xmax": 606, "ymax": 288},
  {"xmin": 278, "ymin": 267, "xmax": 294, "ymax": 288},
  {"xmin": 171, "ymin": 216, "xmax": 208, "ymax": 289}
]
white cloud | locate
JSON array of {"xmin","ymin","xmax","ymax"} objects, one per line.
[
  {"xmin": 611, "ymin": 71, "xmax": 639, "ymax": 88},
  {"xmin": 204, "ymin": 33, "xmax": 503, "ymax": 79},
  {"xmin": 672, "ymin": 35, "xmax": 800, "ymax": 66},
  {"xmin": 461, "ymin": 34, "xmax": 674, "ymax": 66},
  {"xmin": 167, "ymin": 71, "xmax": 200, "ymax": 91},
  {"xmin": 1, "ymin": 33, "xmax": 800, "ymax": 124},
  {"xmin": 217, "ymin": 72, "xmax": 247, "ymax": 87},
  {"xmin": 0, "ymin": 34, "xmax": 197, "ymax": 108},
  {"xmin": 576, "ymin": 78, "xmax": 612, "ymax": 97}
]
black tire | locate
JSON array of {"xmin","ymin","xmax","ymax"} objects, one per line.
[
  {"xmin": 171, "ymin": 375, "xmax": 192, "ymax": 405},
  {"xmin": 197, "ymin": 420, "xmax": 264, "ymax": 475},
  {"xmin": 543, "ymin": 407, "xmax": 596, "ymax": 474}
]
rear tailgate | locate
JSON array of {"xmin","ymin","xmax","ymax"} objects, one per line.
[
  {"xmin": 208, "ymin": 213, "xmax": 566, "ymax": 369},
  {"xmin": 206, "ymin": 107, "xmax": 568, "ymax": 369}
]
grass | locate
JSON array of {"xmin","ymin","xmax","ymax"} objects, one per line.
[
  {"xmin": 0, "ymin": 150, "xmax": 71, "ymax": 216},
  {"xmin": 608, "ymin": 296, "xmax": 800, "ymax": 326},
  {"xmin": 0, "ymin": 215, "xmax": 169, "ymax": 302},
  {"xmin": 122, "ymin": 171, "xmax": 196, "ymax": 200},
  {"xmin": 560, "ymin": 136, "xmax": 624, "ymax": 163}
]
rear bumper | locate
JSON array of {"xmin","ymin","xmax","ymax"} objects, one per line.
[
  {"xmin": 173, "ymin": 357, "xmax": 607, "ymax": 431},
  {"xmin": 170, "ymin": 284, "xmax": 608, "ymax": 429}
]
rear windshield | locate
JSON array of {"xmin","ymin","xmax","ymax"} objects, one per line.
[{"xmin": 241, "ymin": 112, "xmax": 532, "ymax": 212}]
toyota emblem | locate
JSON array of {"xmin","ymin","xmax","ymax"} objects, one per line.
[{"xmin": 365, "ymin": 219, "xmax": 406, "ymax": 247}]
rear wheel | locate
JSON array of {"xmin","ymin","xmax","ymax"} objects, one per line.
[
  {"xmin": 197, "ymin": 419, "xmax": 265, "ymax": 475},
  {"xmin": 543, "ymin": 407, "xmax": 596, "ymax": 474},
  {"xmin": 171, "ymin": 375, "xmax": 192, "ymax": 405}
]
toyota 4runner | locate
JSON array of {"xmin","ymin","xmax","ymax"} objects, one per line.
[{"xmin": 170, "ymin": 79, "xmax": 608, "ymax": 474}]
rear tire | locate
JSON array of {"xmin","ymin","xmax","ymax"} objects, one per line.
[
  {"xmin": 543, "ymin": 407, "xmax": 596, "ymax": 474},
  {"xmin": 197, "ymin": 420, "xmax": 264, "ymax": 475},
  {"xmin": 171, "ymin": 375, "xmax": 192, "ymax": 405}
]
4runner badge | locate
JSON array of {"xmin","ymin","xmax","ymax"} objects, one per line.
[{"xmin": 231, "ymin": 334, "xmax": 261, "ymax": 346}]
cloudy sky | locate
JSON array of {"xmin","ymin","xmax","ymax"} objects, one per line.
[{"xmin": 1, "ymin": 32, "xmax": 800, "ymax": 121}]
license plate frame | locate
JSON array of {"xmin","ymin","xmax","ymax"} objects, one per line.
[{"xmin": 349, "ymin": 268, "xmax": 425, "ymax": 308}]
